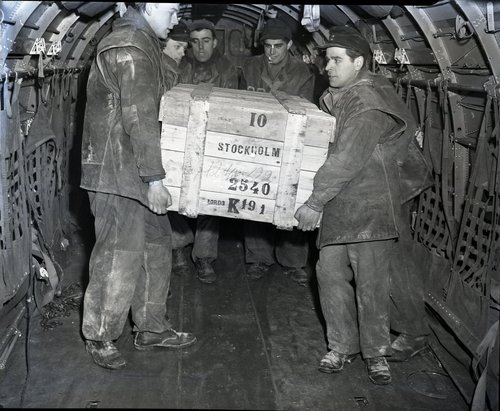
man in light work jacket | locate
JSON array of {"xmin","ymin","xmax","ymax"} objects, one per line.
[
  {"xmin": 295, "ymin": 25, "xmax": 430, "ymax": 385},
  {"xmin": 240, "ymin": 18, "xmax": 315, "ymax": 285},
  {"xmin": 80, "ymin": 3, "xmax": 196, "ymax": 370},
  {"xmin": 171, "ymin": 18, "xmax": 239, "ymax": 284}
]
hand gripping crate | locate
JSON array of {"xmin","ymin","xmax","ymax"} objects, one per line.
[{"xmin": 159, "ymin": 84, "xmax": 335, "ymax": 229}]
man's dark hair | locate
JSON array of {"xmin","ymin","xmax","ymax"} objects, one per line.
[{"xmin": 345, "ymin": 48, "xmax": 371, "ymax": 70}]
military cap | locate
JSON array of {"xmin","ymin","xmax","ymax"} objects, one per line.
[
  {"xmin": 169, "ymin": 21, "xmax": 190, "ymax": 42},
  {"xmin": 189, "ymin": 18, "xmax": 216, "ymax": 33},
  {"xmin": 318, "ymin": 26, "xmax": 372, "ymax": 57},
  {"xmin": 260, "ymin": 18, "xmax": 292, "ymax": 42}
]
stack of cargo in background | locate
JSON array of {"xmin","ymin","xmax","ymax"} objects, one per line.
[{"xmin": 159, "ymin": 84, "xmax": 335, "ymax": 229}]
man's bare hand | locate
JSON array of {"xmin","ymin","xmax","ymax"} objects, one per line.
[
  {"xmin": 147, "ymin": 182, "xmax": 171, "ymax": 214},
  {"xmin": 295, "ymin": 204, "xmax": 321, "ymax": 231}
]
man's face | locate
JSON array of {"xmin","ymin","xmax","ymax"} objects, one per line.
[
  {"xmin": 163, "ymin": 39, "xmax": 188, "ymax": 65},
  {"xmin": 146, "ymin": 3, "xmax": 179, "ymax": 40},
  {"xmin": 325, "ymin": 47, "xmax": 362, "ymax": 88},
  {"xmin": 190, "ymin": 29, "xmax": 217, "ymax": 62},
  {"xmin": 263, "ymin": 39, "xmax": 288, "ymax": 65}
]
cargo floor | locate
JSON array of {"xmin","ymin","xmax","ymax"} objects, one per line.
[{"xmin": 0, "ymin": 214, "xmax": 469, "ymax": 409}]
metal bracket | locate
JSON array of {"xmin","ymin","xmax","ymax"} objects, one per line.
[
  {"xmin": 46, "ymin": 40, "xmax": 62, "ymax": 56},
  {"xmin": 29, "ymin": 37, "xmax": 46, "ymax": 55},
  {"xmin": 394, "ymin": 48, "xmax": 410, "ymax": 65},
  {"xmin": 373, "ymin": 48, "xmax": 387, "ymax": 65}
]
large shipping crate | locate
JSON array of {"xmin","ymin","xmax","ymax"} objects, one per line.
[{"xmin": 159, "ymin": 84, "xmax": 335, "ymax": 229}]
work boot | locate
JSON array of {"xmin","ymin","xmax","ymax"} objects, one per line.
[
  {"xmin": 246, "ymin": 263, "xmax": 271, "ymax": 280},
  {"xmin": 318, "ymin": 350, "xmax": 358, "ymax": 373},
  {"xmin": 283, "ymin": 267, "xmax": 308, "ymax": 286},
  {"xmin": 172, "ymin": 248, "xmax": 190, "ymax": 275},
  {"xmin": 365, "ymin": 356, "xmax": 392, "ymax": 385},
  {"xmin": 388, "ymin": 333, "xmax": 429, "ymax": 362},
  {"xmin": 134, "ymin": 329, "xmax": 197, "ymax": 351},
  {"xmin": 85, "ymin": 340, "xmax": 126, "ymax": 370},
  {"xmin": 194, "ymin": 258, "xmax": 216, "ymax": 284}
]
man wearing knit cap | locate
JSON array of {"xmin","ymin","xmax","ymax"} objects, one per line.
[
  {"xmin": 239, "ymin": 18, "xmax": 315, "ymax": 286},
  {"xmin": 295, "ymin": 25, "xmax": 430, "ymax": 385},
  {"xmin": 161, "ymin": 21, "xmax": 197, "ymax": 273},
  {"xmin": 162, "ymin": 20, "xmax": 191, "ymax": 87},
  {"xmin": 172, "ymin": 18, "xmax": 239, "ymax": 284}
]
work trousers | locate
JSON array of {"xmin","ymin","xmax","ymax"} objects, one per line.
[
  {"xmin": 244, "ymin": 221, "xmax": 309, "ymax": 268},
  {"xmin": 317, "ymin": 240, "xmax": 394, "ymax": 358},
  {"xmin": 82, "ymin": 192, "xmax": 172, "ymax": 342},
  {"xmin": 389, "ymin": 202, "xmax": 429, "ymax": 336},
  {"xmin": 170, "ymin": 213, "xmax": 218, "ymax": 262}
]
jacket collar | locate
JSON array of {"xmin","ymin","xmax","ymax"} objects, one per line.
[
  {"xmin": 322, "ymin": 70, "xmax": 373, "ymax": 109},
  {"xmin": 163, "ymin": 54, "xmax": 180, "ymax": 74}
]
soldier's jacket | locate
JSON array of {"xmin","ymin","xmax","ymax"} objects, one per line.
[
  {"xmin": 240, "ymin": 53, "xmax": 315, "ymax": 102},
  {"xmin": 307, "ymin": 71, "xmax": 429, "ymax": 247},
  {"xmin": 179, "ymin": 48, "xmax": 238, "ymax": 88},
  {"xmin": 80, "ymin": 7, "xmax": 165, "ymax": 206},
  {"xmin": 162, "ymin": 53, "xmax": 181, "ymax": 91}
]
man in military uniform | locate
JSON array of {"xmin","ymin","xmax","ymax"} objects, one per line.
[
  {"xmin": 240, "ymin": 18, "xmax": 315, "ymax": 285},
  {"xmin": 172, "ymin": 19, "xmax": 239, "ymax": 284},
  {"xmin": 80, "ymin": 3, "xmax": 196, "ymax": 370},
  {"xmin": 295, "ymin": 25, "xmax": 430, "ymax": 385}
]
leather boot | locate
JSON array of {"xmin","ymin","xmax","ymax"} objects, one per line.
[{"xmin": 194, "ymin": 258, "xmax": 216, "ymax": 284}]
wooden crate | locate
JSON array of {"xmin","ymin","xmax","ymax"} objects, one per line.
[{"xmin": 159, "ymin": 84, "xmax": 335, "ymax": 229}]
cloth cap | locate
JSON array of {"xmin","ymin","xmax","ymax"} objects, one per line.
[
  {"xmin": 260, "ymin": 18, "xmax": 292, "ymax": 42},
  {"xmin": 169, "ymin": 21, "xmax": 190, "ymax": 42},
  {"xmin": 317, "ymin": 26, "xmax": 371, "ymax": 56},
  {"xmin": 189, "ymin": 18, "xmax": 216, "ymax": 33}
]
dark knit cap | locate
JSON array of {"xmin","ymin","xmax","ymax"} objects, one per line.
[
  {"xmin": 189, "ymin": 18, "xmax": 216, "ymax": 33},
  {"xmin": 317, "ymin": 26, "xmax": 371, "ymax": 57},
  {"xmin": 169, "ymin": 21, "xmax": 190, "ymax": 42},
  {"xmin": 260, "ymin": 18, "xmax": 292, "ymax": 42}
]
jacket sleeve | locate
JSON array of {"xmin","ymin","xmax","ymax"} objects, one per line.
[
  {"xmin": 113, "ymin": 47, "xmax": 166, "ymax": 182},
  {"xmin": 305, "ymin": 109, "xmax": 396, "ymax": 211}
]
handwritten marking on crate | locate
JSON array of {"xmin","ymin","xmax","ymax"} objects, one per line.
[{"xmin": 159, "ymin": 84, "xmax": 335, "ymax": 227}]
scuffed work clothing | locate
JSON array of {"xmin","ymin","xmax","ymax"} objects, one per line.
[
  {"xmin": 175, "ymin": 49, "xmax": 238, "ymax": 258},
  {"xmin": 241, "ymin": 53, "xmax": 315, "ymax": 102},
  {"xmin": 316, "ymin": 240, "xmax": 393, "ymax": 358},
  {"xmin": 179, "ymin": 48, "xmax": 238, "ymax": 88},
  {"xmin": 81, "ymin": 7, "xmax": 165, "ymax": 207},
  {"xmin": 244, "ymin": 221, "xmax": 308, "ymax": 268},
  {"xmin": 239, "ymin": 53, "xmax": 314, "ymax": 268},
  {"xmin": 191, "ymin": 215, "xmax": 219, "ymax": 262},
  {"xmin": 82, "ymin": 192, "xmax": 172, "ymax": 341},
  {"xmin": 162, "ymin": 53, "xmax": 181, "ymax": 91},
  {"xmin": 307, "ymin": 71, "xmax": 419, "ymax": 247}
]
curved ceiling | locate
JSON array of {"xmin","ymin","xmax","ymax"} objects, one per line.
[
  {"xmin": 1, "ymin": 2, "xmax": 499, "ymax": 80},
  {"xmin": 1, "ymin": 2, "xmax": 499, "ymax": 139}
]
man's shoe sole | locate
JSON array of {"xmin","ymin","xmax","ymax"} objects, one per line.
[
  {"xmin": 368, "ymin": 374, "xmax": 392, "ymax": 385},
  {"xmin": 134, "ymin": 336, "xmax": 197, "ymax": 351},
  {"xmin": 197, "ymin": 275, "xmax": 216, "ymax": 284}
]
